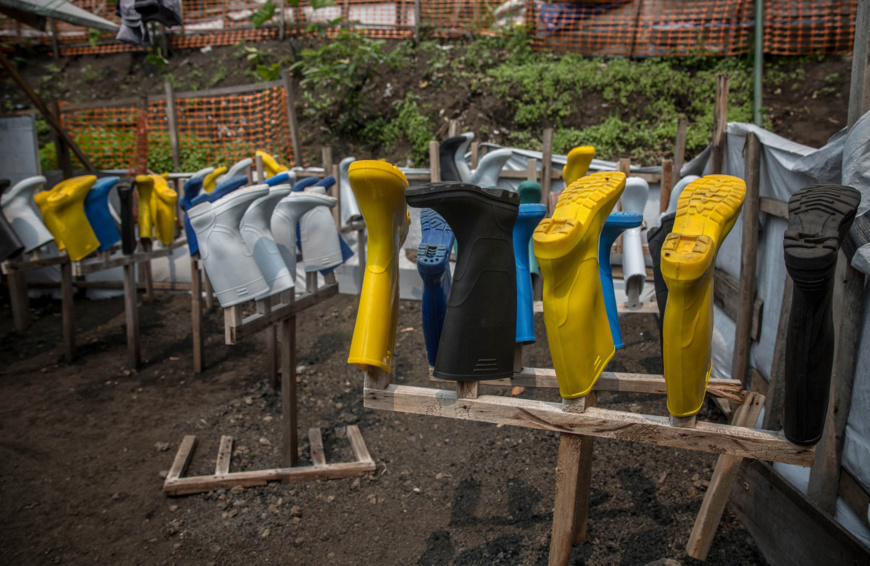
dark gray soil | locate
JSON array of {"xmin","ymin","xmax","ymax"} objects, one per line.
[{"xmin": 0, "ymin": 287, "xmax": 764, "ymax": 565}]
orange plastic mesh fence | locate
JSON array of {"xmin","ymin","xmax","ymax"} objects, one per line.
[
  {"xmin": 0, "ymin": 0, "xmax": 859, "ymax": 57},
  {"xmin": 51, "ymin": 86, "xmax": 298, "ymax": 174}
]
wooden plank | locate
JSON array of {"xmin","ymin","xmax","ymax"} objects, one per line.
[
  {"xmin": 224, "ymin": 305, "xmax": 242, "ymax": 344},
  {"xmin": 429, "ymin": 141, "xmax": 441, "ymax": 182},
  {"xmin": 839, "ymin": 468, "xmax": 870, "ymax": 531},
  {"xmin": 760, "ymin": 197, "xmax": 789, "ymax": 219},
  {"xmin": 164, "ymin": 460, "xmax": 376, "ymax": 496},
  {"xmin": 170, "ymin": 80, "xmax": 284, "ymax": 101},
  {"xmin": 750, "ymin": 369, "xmax": 769, "ymax": 396},
  {"xmin": 541, "ymin": 129, "xmax": 554, "ymax": 211},
  {"xmin": 190, "ymin": 256, "xmax": 204, "ymax": 374},
  {"xmin": 732, "ymin": 132, "xmax": 761, "ymax": 386},
  {"xmin": 346, "ymin": 424, "xmax": 374, "ymax": 464},
  {"xmin": 215, "ymin": 435, "xmax": 233, "ymax": 475},
  {"xmin": 60, "ymin": 260, "xmax": 75, "ymax": 362},
  {"xmin": 282, "ymin": 70, "xmax": 304, "ymax": 167},
  {"xmin": 714, "ymin": 268, "xmax": 764, "ymax": 342},
  {"xmin": 164, "ymin": 80, "xmax": 181, "ymax": 171},
  {"xmin": 533, "ymin": 300, "xmax": 659, "ymax": 315},
  {"xmin": 364, "ymin": 384, "xmax": 813, "ymax": 465},
  {"xmin": 729, "ymin": 460, "xmax": 870, "ymax": 566},
  {"xmin": 763, "ymin": 277, "xmax": 792, "ymax": 430},
  {"xmin": 660, "ymin": 159, "xmax": 673, "ymax": 213},
  {"xmin": 433, "ymin": 368, "xmax": 745, "ymax": 401},
  {"xmin": 550, "ymin": 433, "xmax": 587, "ymax": 566},
  {"xmin": 73, "ymin": 238, "xmax": 186, "ymax": 276},
  {"xmin": 122, "ymin": 263, "xmax": 140, "ymax": 368},
  {"xmin": 686, "ymin": 392, "xmax": 765, "ymax": 560},
  {"xmin": 710, "ymin": 74, "xmax": 730, "ymax": 175},
  {"xmin": 847, "ymin": 0, "xmax": 870, "ymax": 127},
  {"xmin": 167, "ymin": 435, "xmax": 197, "ymax": 481},
  {"xmin": 225, "ymin": 283, "xmax": 338, "ymax": 343},
  {"xmin": 572, "ymin": 392, "xmax": 596, "ymax": 544},
  {"xmin": 281, "ymin": 289, "xmax": 298, "ymax": 468},
  {"xmin": 2, "ymin": 251, "xmax": 68, "ymax": 274},
  {"xmin": 673, "ymin": 116, "xmax": 688, "ymax": 183},
  {"xmin": 308, "ymin": 428, "xmax": 326, "ymax": 466},
  {"xmin": 55, "ymin": 96, "xmax": 143, "ymax": 112}
]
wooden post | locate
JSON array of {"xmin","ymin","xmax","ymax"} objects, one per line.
[
  {"xmin": 140, "ymin": 239, "xmax": 154, "ymax": 303},
  {"xmin": 0, "ymin": 51, "xmax": 95, "ymax": 171},
  {"xmin": 571, "ymin": 392, "xmax": 596, "ymax": 544},
  {"xmin": 526, "ymin": 158, "xmax": 536, "ymax": 182},
  {"xmin": 673, "ymin": 116, "xmax": 688, "ymax": 187},
  {"xmin": 807, "ymin": 0, "xmax": 870, "ymax": 514},
  {"xmin": 261, "ymin": 299, "xmax": 278, "ymax": 389},
  {"xmin": 331, "ymin": 164, "xmax": 341, "ymax": 228},
  {"xmin": 414, "ymin": 0, "xmax": 421, "ymax": 41},
  {"xmin": 49, "ymin": 18, "xmax": 60, "ymax": 59},
  {"xmin": 277, "ymin": 0, "xmax": 286, "ymax": 39},
  {"xmin": 123, "ymin": 262, "xmax": 141, "ymax": 368},
  {"xmin": 541, "ymin": 128, "xmax": 554, "ymax": 210},
  {"xmin": 52, "ymin": 101, "xmax": 73, "ymax": 179},
  {"xmin": 60, "ymin": 260, "xmax": 75, "ymax": 362},
  {"xmin": 660, "ymin": 159, "xmax": 673, "ymax": 213},
  {"xmin": 203, "ymin": 271, "xmax": 215, "ymax": 310},
  {"xmin": 709, "ymin": 74, "xmax": 730, "ymax": 175},
  {"xmin": 255, "ymin": 153, "xmax": 265, "ymax": 184},
  {"xmin": 732, "ymin": 132, "xmax": 761, "ymax": 387},
  {"xmin": 686, "ymin": 393, "xmax": 765, "ymax": 560},
  {"xmin": 190, "ymin": 256, "xmax": 204, "ymax": 374},
  {"xmin": 448, "ymin": 119, "xmax": 458, "ymax": 137},
  {"xmin": 616, "ymin": 158, "xmax": 631, "ymax": 254},
  {"xmin": 281, "ymin": 69, "xmax": 304, "ymax": 167},
  {"xmin": 322, "ymin": 146, "xmax": 333, "ymax": 177},
  {"xmin": 281, "ymin": 289, "xmax": 298, "ymax": 467},
  {"xmin": 164, "ymin": 80, "xmax": 181, "ymax": 171},
  {"xmin": 762, "ymin": 277, "xmax": 792, "ymax": 430},
  {"xmin": 470, "ymin": 142, "xmax": 479, "ymax": 169},
  {"xmin": 7, "ymin": 267, "xmax": 31, "ymax": 332},
  {"xmin": 429, "ymin": 140, "xmax": 441, "ymax": 182}
]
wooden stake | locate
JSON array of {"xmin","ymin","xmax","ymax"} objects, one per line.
[
  {"xmin": 203, "ymin": 271, "xmax": 215, "ymax": 310},
  {"xmin": 673, "ymin": 116, "xmax": 688, "ymax": 186},
  {"xmin": 282, "ymin": 69, "xmax": 304, "ymax": 167},
  {"xmin": 140, "ymin": 239, "xmax": 154, "ymax": 303},
  {"xmin": 331, "ymin": 164, "xmax": 341, "ymax": 228},
  {"xmin": 254, "ymin": 153, "xmax": 265, "ymax": 184},
  {"xmin": 281, "ymin": 288, "xmax": 298, "ymax": 467},
  {"xmin": 429, "ymin": 140, "xmax": 441, "ymax": 182},
  {"xmin": 60, "ymin": 260, "xmax": 75, "ymax": 362},
  {"xmin": 686, "ymin": 392, "xmax": 765, "ymax": 560},
  {"xmin": 710, "ymin": 74, "xmax": 730, "ymax": 175},
  {"xmin": 7, "ymin": 268, "xmax": 30, "ymax": 332},
  {"xmin": 122, "ymin": 263, "xmax": 141, "ymax": 368},
  {"xmin": 190, "ymin": 256, "xmax": 204, "ymax": 374},
  {"xmin": 541, "ymin": 128, "xmax": 554, "ymax": 209},
  {"xmin": 526, "ymin": 158, "xmax": 536, "ymax": 182},
  {"xmin": 660, "ymin": 159, "xmax": 673, "ymax": 213},
  {"xmin": 571, "ymin": 392, "xmax": 596, "ymax": 544},
  {"xmin": 164, "ymin": 80, "xmax": 181, "ymax": 171},
  {"xmin": 470, "ymin": 142, "xmax": 479, "ymax": 169},
  {"xmin": 456, "ymin": 381, "xmax": 479, "ymax": 399},
  {"xmin": 762, "ymin": 277, "xmax": 792, "ymax": 430},
  {"xmin": 448, "ymin": 119, "xmax": 458, "ymax": 137},
  {"xmin": 259, "ymin": 299, "xmax": 278, "ymax": 389},
  {"xmin": 732, "ymin": 132, "xmax": 761, "ymax": 387},
  {"xmin": 321, "ymin": 146, "xmax": 333, "ymax": 176},
  {"xmin": 51, "ymin": 100, "xmax": 72, "ymax": 179}
]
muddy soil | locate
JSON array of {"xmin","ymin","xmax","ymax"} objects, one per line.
[{"xmin": 0, "ymin": 288, "xmax": 764, "ymax": 565}]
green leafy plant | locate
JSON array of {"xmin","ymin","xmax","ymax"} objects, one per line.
[
  {"xmin": 256, "ymin": 63, "xmax": 282, "ymax": 81},
  {"xmin": 250, "ymin": 0, "xmax": 276, "ymax": 29},
  {"xmin": 87, "ymin": 28, "xmax": 102, "ymax": 48},
  {"xmin": 146, "ymin": 52, "xmax": 169, "ymax": 69}
]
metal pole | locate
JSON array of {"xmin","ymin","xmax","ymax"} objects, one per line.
[{"xmin": 753, "ymin": 0, "xmax": 764, "ymax": 126}]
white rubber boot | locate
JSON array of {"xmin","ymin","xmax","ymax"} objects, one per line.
[
  {"xmin": 271, "ymin": 192, "xmax": 337, "ymax": 279},
  {"xmin": 1, "ymin": 176, "xmax": 54, "ymax": 253},
  {"xmin": 622, "ymin": 177, "xmax": 649, "ymax": 309},
  {"xmin": 468, "ymin": 148, "xmax": 513, "ymax": 188},
  {"xmin": 666, "ymin": 175, "xmax": 699, "ymax": 215},
  {"xmin": 299, "ymin": 186, "xmax": 341, "ymax": 272},
  {"xmin": 188, "ymin": 185, "xmax": 270, "ymax": 307},
  {"xmin": 339, "ymin": 156, "xmax": 362, "ymax": 226},
  {"xmin": 217, "ymin": 158, "xmax": 253, "ymax": 186},
  {"xmin": 240, "ymin": 184, "xmax": 295, "ymax": 298}
]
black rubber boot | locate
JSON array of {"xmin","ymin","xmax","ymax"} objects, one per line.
[
  {"xmin": 783, "ymin": 184, "xmax": 861, "ymax": 446},
  {"xmin": 117, "ymin": 177, "xmax": 137, "ymax": 255},
  {"xmin": 647, "ymin": 212, "xmax": 675, "ymax": 338},
  {"xmin": 406, "ymin": 182, "xmax": 519, "ymax": 380},
  {"xmin": 439, "ymin": 135, "xmax": 472, "ymax": 182},
  {"xmin": 0, "ymin": 179, "xmax": 24, "ymax": 261}
]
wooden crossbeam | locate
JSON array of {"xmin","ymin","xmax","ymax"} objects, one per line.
[{"xmin": 224, "ymin": 283, "xmax": 339, "ymax": 343}]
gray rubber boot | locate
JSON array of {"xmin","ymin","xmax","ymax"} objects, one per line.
[
  {"xmin": 468, "ymin": 148, "xmax": 513, "ymax": 188},
  {"xmin": 1, "ymin": 175, "xmax": 54, "ymax": 253},
  {"xmin": 271, "ymin": 192, "xmax": 337, "ymax": 278},
  {"xmin": 453, "ymin": 132, "xmax": 475, "ymax": 182},
  {"xmin": 339, "ymin": 156, "xmax": 362, "ymax": 226},
  {"xmin": 299, "ymin": 186, "xmax": 341, "ymax": 272},
  {"xmin": 622, "ymin": 177, "xmax": 649, "ymax": 309},
  {"xmin": 240, "ymin": 184, "xmax": 295, "ymax": 298},
  {"xmin": 188, "ymin": 185, "xmax": 270, "ymax": 307},
  {"xmin": 217, "ymin": 158, "xmax": 253, "ymax": 186},
  {"xmin": 665, "ymin": 175, "xmax": 699, "ymax": 215}
]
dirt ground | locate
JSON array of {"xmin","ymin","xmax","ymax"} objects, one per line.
[{"xmin": 0, "ymin": 286, "xmax": 766, "ymax": 565}]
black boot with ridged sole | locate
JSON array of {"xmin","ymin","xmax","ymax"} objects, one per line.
[
  {"xmin": 783, "ymin": 184, "xmax": 861, "ymax": 445},
  {"xmin": 406, "ymin": 182, "xmax": 519, "ymax": 381}
]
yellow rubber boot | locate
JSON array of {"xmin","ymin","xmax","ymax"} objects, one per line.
[
  {"xmin": 256, "ymin": 150, "xmax": 288, "ymax": 178},
  {"xmin": 661, "ymin": 175, "xmax": 745, "ymax": 418},
  {"xmin": 34, "ymin": 188, "xmax": 66, "ymax": 251},
  {"xmin": 534, "ymin": 171, "xmax": 625, "ymax": 399},
  {"xmin": 150, "ymin": 174, "xmax": 178, "ymax": 246},
  {"xmin": 203, "ymin": 166, "xmax": 227, "ymax": 193},
  {"xmin": 135, "ymin": 175, "xmax": 155, "ymax": 240},
  {"xmin": 347, "ymin": 161, "xmax": 410, "ymax": 372},
  {"xmin": 563, "ymin": 146, "xmax": 595, "ymax": 186},
  {"xmin": 41, "ymin": 176, "xmax": 100, "ymax": 261}
]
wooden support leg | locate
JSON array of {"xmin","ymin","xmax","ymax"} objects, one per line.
[
  {"xmin": 572, "ymin": 393, "xmax": 596, "ymax": 544},
  {"xmin": 281, "ymin": 289, "xmax": 298, "ymax": 468},
  {"xmin": 259, "ymin": 298, "xmax": 278, "ymax": 389},
  {"xmin": 190, "ymin": 256, "xmax": 204, "ymax": 374},
  {"xmin": 60, "ymin": 260, "xmax": 75, "ymax": 362},
  {"xmin": 7, "ymin": 269, "xmax": 31, "ymax": 332},
  {"xmin": 123, "ymin": 262, "xmax": 141, "ymax": 368},
  {"xmin": 141, "ymin": 240, "xmax": 154, "ymax": 304},
  {"xmin": 203, "ymin": 270, "xmax": 215, "ymax": 310},
  {"xmin": 686, "ymin": 392, "xmax": 765, "ymax": 560}
]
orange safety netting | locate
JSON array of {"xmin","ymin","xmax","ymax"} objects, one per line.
[
  {"xmin": 0, "ymin": 0, "xmax": 860, "ymax": 57},
  {"xmin": 52, "ymin": 86, "xmax": 300, "ymax": 174}
]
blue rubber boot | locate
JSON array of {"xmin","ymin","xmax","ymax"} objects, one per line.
[
  {"xmin": 293, "ymin": 177, "xmax": 320, "ymax": 192},
  {"xmin": 599, "ymin": 211, "xmax": 643, "ymax": 349},
  {"xmin": 514, "ymin": 203, "xmax": 547, "ymax": 344},
  {"xmin": 417, "ymin": 208, "xmax": 455, "ymax": 367},
  {"xmin": 518, "ymin": 181, "xmax": 543, "ymax": 282},
  {"xmin": 84, "ymin": 176, "xmax": 121, "ymax": 251},
  {"xmin": 208, "ymin": 176, "xmax": 248, "ymax": 203},
  {"xmin": 183, "ymin": 189, "xmax": 213, "ymax": 256},
  {"xmin": 264, "ymin": 171, "xmax": 295, "ymax": 187},
  {"xmin": 315, "ymin": 176, "xmax": 335, "ymax": 189},
  {"xmin": 181, "ymin": 176, "xmax": 203, "ymax": 208}
]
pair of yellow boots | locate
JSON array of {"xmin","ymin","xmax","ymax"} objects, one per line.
[
  {"xmin": 536, "ymin": 153, "xmax": 745, "ymax": 418},
  {"xmin": 134, "ymin": 174, "xmax": 178, "ymax": 245}
]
